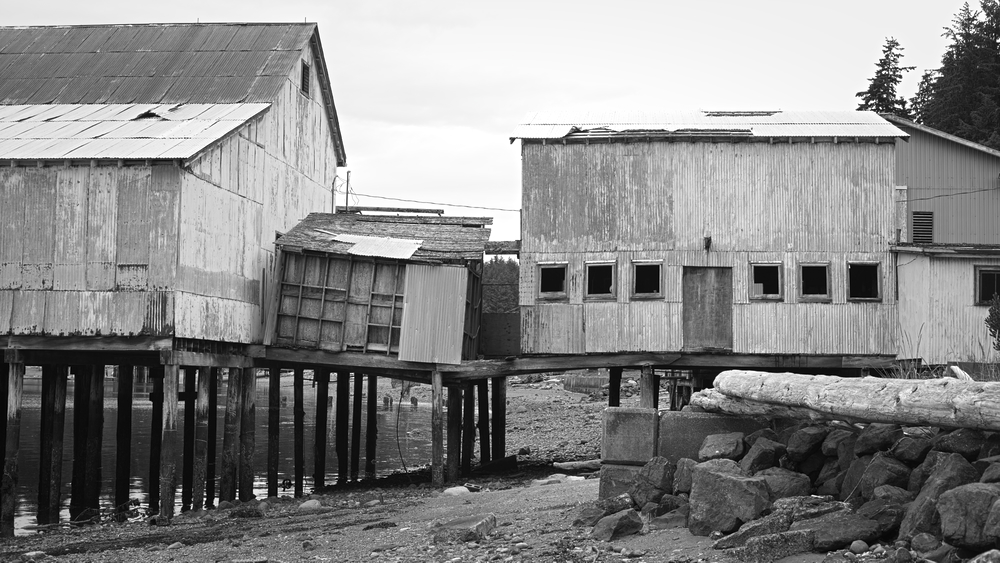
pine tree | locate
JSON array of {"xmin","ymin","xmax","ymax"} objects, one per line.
[{"xmin": 857, "ymin": 37, "xmax": 915, "ymax": 117}]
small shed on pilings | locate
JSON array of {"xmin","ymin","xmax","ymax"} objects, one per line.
[{"xmin": 265, "ymin": 213, "xmax": 491, "ymax": 365}]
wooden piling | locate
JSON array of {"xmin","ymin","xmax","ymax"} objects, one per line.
[
  {"xmin": 293, "ymin": 368, "xmax": 304, "ymax": 497},
  {"xmin": 239, "ymin": 368, "xmax": 256, "ymax": 502},
  {"xmin": 181, "ymin": 367, "xmax": 195, "ymax": 512},
  {"xmin": 639, "ymin": 365, "xmax": 658, "ymax": 409},
  {"xmin": 609, "ymin": 367, "xmax": 623, "ymax": 407},
  {"xmin": 83, "ymin": 365, "xmax": 105, "ymax": 522},
  {"xmin": 350, "ymin": 372, "xmax": 363, "ymax": 482},
  {"xmin": 364, "ymin": 373, "xmax": 377, "ymax": 481},
  {"xmin": 446, "ymin": 386, "xmax": 461, "ymax": 483},
  {"xmin": 461, "ymin": 383, "xmax": 475, "ymax": 476},
  {"xmin": 491, "ymin": 377, "xmax": 506, "ymax": 461},
  {"xmin": 1, "ymin": 361, "xmax": 24, "ymax": 538},
  {"xmin": 159, "ymin": 364, "xmax": 180, "ymax": 521},
  {"xmin": 267, "ymin": 366, "xmax": 280, "ymax": 499},
  {"xmin": 335, "ymin": 371, "xmax": 349, "ymax": 486},
  {"xmin": 148, "ymin": 365, "xmax": 164, "ymax": 516},
  {"xmin": 193, "ymin": 367, "xmax": 210, "ymax": 511},
  {"xmin": 0, "ymin": 361, "xmax": 7, "ymax": 486},
  {"xmin": 114, "ymin": 365, "xmax": 134, "ymax": 522},
  {"xmin": 431, "ymin": 371, "xmax": 444, "ymax": 487},
  {"xmin": 314, "ymin": 368, "xmax": 329, "ymax": 489},
  {"xmin": 70, "ymin": 365, "xmax": 91, "ymax": 523},
  {"xmin": 476, "ymin": 379, "xmax": 490, "ymax": 465},
  {"xmin": 219, "ymin": 368, "xmax": 242, "ymax": 503},
  {"xmin": 206, "ymin": 367, "xmax": 218, "ymax": 508},
  {"xmin": 48, "ymin": 366, "xmax": 68, "ymax": 522},
  {"xmin": 37, "ymin": 365, "xmax": 57, "ymax": 525}
]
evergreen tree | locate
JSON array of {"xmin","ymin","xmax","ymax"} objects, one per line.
[
  {"xmin": 857, "ymin": 37, "xmax": 915, "ymax": 117},
  {"xmin": 482, "ymin": 256, "xmax": 519, "ymax": 314}
]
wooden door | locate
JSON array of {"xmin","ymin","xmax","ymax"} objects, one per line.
[{"xmin": 682, "ymin": 267, "xmax": 733, "ymax": 351}]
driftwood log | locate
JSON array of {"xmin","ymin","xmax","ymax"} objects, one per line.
[{"xmin": 690, "ymin": 370, "xmax": 1000, "ymax": 432}]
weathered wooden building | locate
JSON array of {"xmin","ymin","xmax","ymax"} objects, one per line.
[
  {"xmin": 884, "ymin": 115, "xmax": 1000, "ymax": 369},
  {"xmin": 510, "ymin": 110, "xmax": 907, "ymax": 372}
]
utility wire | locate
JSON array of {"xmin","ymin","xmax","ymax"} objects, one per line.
[
  {"xmin": 343, "ymin": 190, "xmax": 520, "ymax": 212},
  {"xmin": 902, "ymin": 186, "xmax": 997, "ymax": 202}
]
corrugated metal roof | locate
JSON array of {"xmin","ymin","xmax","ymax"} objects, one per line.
[
  {"xmin": 0, "ymin": 102, "xmax": 269, "ymax": 160},
  {"xmin": 276, "ymin": 214, "xmax": 492, "ymax": 263},
  {"xmin": 331, "ymin": 233, "xmax": 423, "ymax": 260},
  {"xmin": 510, "ymin": 110, "xmax": 908, "ymax": 140},
  {"xmin": 882, "ymin": 113, "xmax": 1000, "ymax": 160}
]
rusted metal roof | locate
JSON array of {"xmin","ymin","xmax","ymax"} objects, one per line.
[
  {"xmin": 511, "ymin": 110, "xmax": 908, "ymax": 141},
  {"xmin": 276, "ymin": 213, "xmax": 492, "ymax": 263},
  {"xmin": 0, "ymin": 102, "xmax": 269, "ymax": 160}
]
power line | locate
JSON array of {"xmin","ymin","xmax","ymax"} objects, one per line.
[
  {"xmin": 344, "ymin": 190, "xmax": 520, "ymax": 212},
  {"xmin": 903, "ymin": 186, "xmax": 997, "ymax": 202}
]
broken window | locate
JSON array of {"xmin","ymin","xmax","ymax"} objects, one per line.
[
  {"xmin": 633, "ymin": 262, "xmax": 662, "ymax": 297},
  {"xmin": 538, "ymin": 264, "xmax": 567, "ymax": 298},
  {"xmin": 301, "ymin": 61, "xmax": 311, "ymax": 96},
  {"xmin": 800, "ymin": 264, "xmax": 831, "ymax": 301},
  {"xmin": 585, "ymin": 263, "xmax": 615, "ymax": 298},
  {"xmin": 847, "ymin": 262, "xmax": 880, "ymax": 300},
  {"xmin": 750, "ymin": 263, "xmax": 782, "ymax": 300},
  {"xmin": 976, "ymin": 267, "xmax": 1000, "ymax": 305}
]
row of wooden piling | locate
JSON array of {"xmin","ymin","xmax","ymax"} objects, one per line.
[{"xmin": 2, "ymin": 361, "xmax": 507, "ymax": 537}]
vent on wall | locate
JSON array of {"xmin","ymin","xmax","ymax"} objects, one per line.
[
  {"xmin": 912, "ymin": 211, "xmax": 933, "ymax": 244},
  {"xmin": 300, "ymin": 61, "xmax": 311, "ymax": 97}
]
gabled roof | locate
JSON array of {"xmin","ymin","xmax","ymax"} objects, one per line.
[
  {"xmin": 882, "ymin": 114, "xmax": 1000, "ymax": 160},
  {"xmin": 511, "ymin": 110, "xmax": 908, "ymax": 141},
  {"xmin": 276, "ymin": 213, "xmax": 492, "ymax": 263},
  {"xmin": 0, "ymin": 23, "xmax": 345, "ymax": 163}
]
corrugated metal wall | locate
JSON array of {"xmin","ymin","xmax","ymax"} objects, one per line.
[
  {"xmin": 520, "ymin": 141, "xmax": 897, "ymax": 355},
  {"xmin": 897, "ymin": 254, "xmax": 1000, "ymax": 364},
  {"xmin": 398, "ymin": 264, "xmax": 468, "ymax": 364},
  {"xmin": 895, "ymin": 130, "xmax": 1000, "ymax": 244}
]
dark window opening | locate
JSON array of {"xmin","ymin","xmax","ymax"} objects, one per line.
[
  {"xmin": 801, "ymin": 265, "xmax": 829, "ymax": 297},
  {"xmin": 978, "ymin": 268, "xmax": 1000, "ymax": 305},
  {"xmin": 750, "ymin": 264, "xmax": 781, "ymax": 299},
  {"xmin": 301, "ymin": 61, "xmax": 311, "ymax": 96},
  {"xmin": 633, "ymin": 263, "xmax": 661, "ymax": 295},
  {"xmin": 848, "ymin": 263, "xmax": 880, "ymax": 300},
  {"xmin": 539, "ymin": 265, "xmax": 566, "ymax": 295},
  {"xmin": 912, "ymin": 211, "xmax": 933, "ymax": 245},
  {"xmin": 586, "ymin": 264, "xmax": 614, "ymax": 297}
]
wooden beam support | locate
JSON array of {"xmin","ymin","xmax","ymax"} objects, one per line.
[
  {"xmin": 609, "ymin": 367, "xmax": 622, "ymax": 407},
  {"xmin": 84, "ymin": 365, "xmax": 105, "ymax": 521},
  {"xmin": 490, "ymin": 377, "xmax": 506, "ymax": 461},
  {"xmin": 8, "ymin": 335, "xmax": 172, "ymax": 352},
  {"xmin": 70, "ymin": 365, "xmax": 91, "ymax": 523},
  {"xmin": 314, "ymin": 369, "xmax": 330, "ymax": 490},
  {"xmin": 446, "ymin": 386, "xmax": 462, "ymax": 483},
  {"xmin": 37, "ymin": 365, "xmax": 57, "ymax": 525},
  {"xmin": 48, "ymin": 366, "xmax": 67, "ymax": 523},
  {"xmin": 477, "ymin": 379, "xmax": 490, "ymax": 465},
  {"xmin": 461, "ymin": 383, "xmax": 475, "ymax": 476},
  {"xmin": 114, "ymin": 365, "xmax": 134, "ymax": 522},
  {"xmin": 431, "ymin": 371, "xmax": 444, "ymax": 487},
  {"xmin": 159, "ymin": 350, "xmax": 254, "ymax": 369},
  {"xmin": 350, "ymin": 372, "xmax": 363, "ymax": 482},
  {"xmin": 205, "ymin": 368, "xmax": 218, "ymax": 508},
  {"xmin": 365, "ymin": 373, "xmax": 377, "ymax": 481},
  {"xmin": 1, "ymin": 361, "xmax": 24, "ymax": 537},
  {"xmin": 193, "ymin": 367, "xmax": 211, "ymax": 511},
  {"xmin": 239, "ymin": 368, "xmax": 256, "ymax": 502},
  {"xmin": 181, "ymin": 367, "xmax": 196, "ymax": 512},
  {"xmin": 639, "ymin": 365, "xmax": 658, "ymax": 409},
  {"xmin": 147, "ymin": 365, "xmax": 164, "ymax": 516},
  {"xmin": 219, "ymin": 368, "xmax": 241, "ymax": 503},
  {"xmin": 0, "ymin": 362, "xmax": 7, "ymax": 497},
  {"xmin": 159, "ymin": 364, "xmax": 180, "ymax": 522},
  {"xmin": 267, "ymin": 367, "xmax": 280, "ymax": 499},
  {"xmin": 294, "ymin": 368, "xmax": 305, "ymax": 496},
  {"xmin": 335, "ymin": 371, "xmax": 349, "ymax": 486}
]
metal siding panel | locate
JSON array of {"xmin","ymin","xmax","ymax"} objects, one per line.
[
  {"xmin": 173, "ymin": 291, "xmax": 257, "ymax": 343},
  {"xmin": 10, "ymin": 290, "xmax": 46, "ymax": 333},
  {"xmin": 0, "ymin": 291, "xmax": 12, "ymax": 332},
  {"xmin": 520, "ymin": 303, "xmax": 584, "ymax": 354},
  {"xmin": 398, "ymin": 264, "xmax": 468, "ymax": 364},
  {"xmin": 148, "ymin": 165, "xmax": 179, "ymax": 289},
  {"xmin": 52, "ymin": 168, "xmax": 88, "ymax": 290}
]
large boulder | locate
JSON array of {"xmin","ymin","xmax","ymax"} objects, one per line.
[
  {"xmin": 938, "ymin": 482, "xmax": 1000, "ymax": 550},
  {"xmin": 591, "ymin": 509, "xmax": 643, "ymax": 541},
  {"xmin": 673, "ymin": 458, "xmax": 697, "ymax": 494},
  {"xmin": 628, "ymin": 457, "xmax": 676, "ymax": 507},
  {"xmin": 891, "ymin": 436, "xmax": 933, "ymax": 466},
  {"xmin": 840, "ymin": 455, "xmax": 873, "ymax": 501},
  {"xmin": 572, "ymin": 493, "xmax": 633, "ymax": 527},
  {"xmin": 786, "ymin": 426, "xmax": 829, "ymax": 462},
  {"xmin": 756, "ymin": 467, "xmax": 811, "ymax": 501},
  {"xmin": 854, "ymin": 423, "xmax": 903, "ymax": 457},
  {"xmin": 699, "ymin": 432, "xmax": 746, "ymax": 461},
  {"xmin": 744, "ymin": 428, "xmax": 780, "ymax": 449},
  {"xmin": 898, "ymin": 452, "xmax": 979, "ymax": 540},
  {"xmin": 789, "ymin": 511, "xmax": 882, "ymax": 551},
  {"xmin": 822, "ymin": 429, "xmax": 857, "ymax": 457},
  {"xmin": 431, "ymin": 513, "xmax": 497, "ymax": 543},
  {"xmin": 727, "ymin": 530, "xmax": 815, "ymax": 563},
  {"xmin": 739, "ymin": 438, "xmax": 786, "ymax": 475},
  {"xmin": 908, "ymin": 450, "xmax": 951, "ymax": 493},
  {"xmin": 857, "ymin": 455, "xmax": 912, "ymax": 501},
  {"xmin": 933, "ymin": 428, "xmax": 986, "ymax": 460},
  {"xmin": 712, "ymin": 510, "xmax": 794, "ymax": 550},
  {"xmin": 688, "ymin": 461, "xmax": 771, "ymax": 536},
  {"xmin": 857, "ymin": 497, "xmax": 906, "ymax": 536}
]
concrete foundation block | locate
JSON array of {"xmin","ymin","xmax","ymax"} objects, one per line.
[
  {"xmin": 602, "ymin": 407, "xmax": 659, "ymax": 465},
  {"xmin": 600, "ymin": 463, "xmax": 644, "ymax": 499},
  {"xmin": 659, "ymin": 411, "xmax": 767, "ymax": 463}
]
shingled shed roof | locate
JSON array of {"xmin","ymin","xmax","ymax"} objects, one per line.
[
  {"xmin": 0, "ymin": 23, "xmax": 346, "ymax": 163},
  {"xmin": 276, "ymin": 214, "xmax": 492, "ymax": 263}
]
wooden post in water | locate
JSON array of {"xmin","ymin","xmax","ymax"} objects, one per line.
[
  {"xmin": 37, "ymin": 365, "xmax": 57, "ymax": 525},
  {"xmin": 239, "ymin": 368, "xmax": 256, "ymax": 502},
  {"xmin": 609, "ymin": 367, "xmax": 623, "ymax": 407},
  {"xmin": 206, "ymin": 367, "xmax": 218, "ymax": 508},
  {"xmin": 293, "ymin": 368, "xmax": 304, "ymax": 497},
  {"xmin": 1, "ymin": 360, "xmax": 24, "ymax": 538},
  {"xmin": 364, "ymin": 373, "xmax": 377, "ymax": 481},
  {"xmin": 267, "ymin": 366, "xmax": 281, "ymax": 499},
  {"xmin": 148, "ymin": 365, "xmax": 164, "ymax": 516},
  {"xmin": 446, "ymin": 385, "xmax": 462, "ymax": 482},
  {"xmin": 461, "ymin": 382, "xmax": 475, "ymax": 476},
  {"xmin": 639, "ymin": 365, "xmax": 658, "ymax": 409},
  {"xmin": 350, "ymin": 371, "xmax": 363, "ymax": 482},
  {"xmin": 48, "ymin": 366, "xmax": 68, "ymax": 522},
  {"xmin": 219, "ymin": 368, "xmax": 242, "ymax": 503},
  {"xmin": 70, "ymin": 365, "xmax": 91, "ymax": 523},
  {"xmin": 0, "ymin": 361, "xmax": 7, "ymax": 489},
  {"xmin": 477, "ymin": 379, "xmax": 490, "ymax": 465},
  {"xmin": 181, "ymin": 367, "xmax": 196, "ymax": 512},
  {"xmin": 81, "ymin": 365, "xmax": 105, "ymax": 521},
  {"xmin": 159, "ymin": 364, "xmax": 180, "ymax": 522},
  {"xmin": 335, "ymin": 371, "xmax": 349, "ymax": 485},
  {"xmin": 491, "ymin": 377, "xmax": 506, "ymax": 461},
  {"xmin": 193, "ymin": 367, "xmax": 210, "ymax": 511},
  {"xmin": 114, "ymin": 365, "xmax": 134, "ymax": 522},
  {"xmin": 314, "ymin": 368, "xmax": 330, "ymax": 490},
  {"xmin": 431, "ymin": 371, "xmax": 444, "ymax": 487}
]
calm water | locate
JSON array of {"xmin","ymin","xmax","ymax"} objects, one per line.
[{"xmin": 12, "ymin": 371, "xmax": 433, "ymax": 535}]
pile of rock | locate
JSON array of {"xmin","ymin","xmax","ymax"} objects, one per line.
[{"xmin": 587, "ymin": 422, "xmax": 1000, "ymax": 562}]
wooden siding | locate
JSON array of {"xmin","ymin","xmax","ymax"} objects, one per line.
[
  {"xmin": 520, "ymin": 141, "xmax": 897, "ymax": 355},
  {"xmin": 398, "ymin": 264, "xmax": 468, "ymax": 365},
  {"xmin": 897, "ymin": 254, "xmax": 1000, "ymax": 364},
  {"xmin": 0, "ymin": 165, "xmax": 179, "ymax": 336},
  {"xmin": 895, "ymin": 130, "xmax": 1000, "ymax": 244}
]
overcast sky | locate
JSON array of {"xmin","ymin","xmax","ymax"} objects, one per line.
[{"xmin": 7, "ymin": 1, "xmax": 973, "ymax": 240}]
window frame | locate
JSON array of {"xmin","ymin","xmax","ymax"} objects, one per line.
[
  {"xmin": 584, "ymin": 261, "xmax": 616, "ymax": 301},
  {"xmin": 975, "ymin": 265, "xmax": 1000, "ymax": 306},
  {"xmin": 631, "ymin": 260, "xmax": 664, "ymax": 300},
  {"xmin": 748, "ymin": 262, "xmax": 783, "ymax": 302},
  {"xmin": 537, "ymin": 262, "xmax": 569, "ymax": 301},
  {"xmin": 846, "ymin": 261, "xmax": 882, "ymax": 302},
  {"xmin": 798, "ymin": 262, "xmax": 832, "ymax": 303}
]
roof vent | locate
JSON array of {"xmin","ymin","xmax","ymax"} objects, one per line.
[{"xmin": 912, "ymin": 211, "xmax": 933, "ymax": 244}]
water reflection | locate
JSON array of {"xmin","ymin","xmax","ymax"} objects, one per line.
[{"xmin": 13, "ymin": 370, "xmax": 433, "ymax": 535}]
